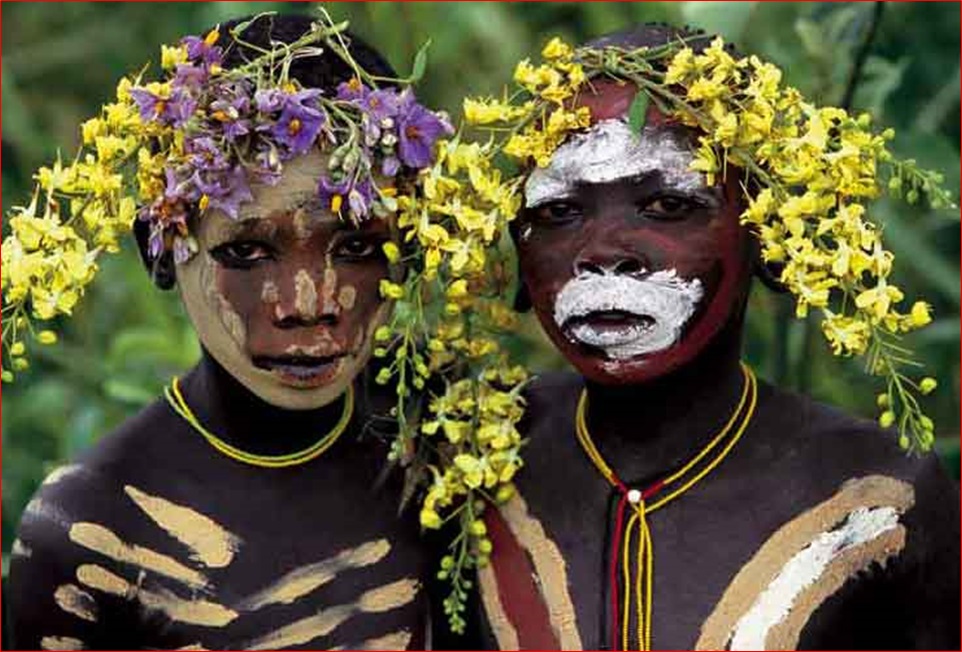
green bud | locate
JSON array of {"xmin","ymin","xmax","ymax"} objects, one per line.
[
  {"xmin": 440, "ymin": 555, "xmax": 455, "ymax": 570},
  {"xmin": 373, "ymin": 347, "xmax": 387, "ymax": 358},
  {"xmin": 375, "ymin": 368, "xmax": 392, "ymax": 385},
  {"xmin": 469, "ymin": 519, "xmax": 487, "ymax": 536},
  {"xmin": 906, "ymin": 189, "xmax": 919, "ymax": 204},
  {"xmin": 374, "ymin": 325, "xmax": 392, "ymax": 342},
  {"xmin": 919, "ymin": 415, "xmax": 934, "ymax": 432},
  {"xmin": 1, "ymin": 370, "xmax": 14, "ymax": 383},
  {"xmin": 878, "ymin": 410, "xmax": 895, "ymax": 428},
  {"xmin": 477, "ymin": 539, "xmax": 493, "ymax": 554},
  {"xmin": 887, "ymin": 176, "xmax": 901, "ymax": 192},
  {"xmin": 898, "ymin": 434, "xmax": 909, "ymax": 450},
  {"xmin": 919, "ymin": 377, "xmax": 938, "ymax": 395},
  {"xmin": 876, "ymin": 393, "xmax": 890, "ymax": 408},
  {"xmin": 436, "ymin": 570, "xmax": 448, "ymax": 580}
]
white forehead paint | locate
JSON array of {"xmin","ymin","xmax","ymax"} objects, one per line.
[
  {"xmin": 553, "ymin": 270, "xmax": 703, "ymax": 359},
  {"xmin": 729, "ymin": 506, "xmax": 900, "ymax": 651},
  {"xmin": 524, "ymin": 119, "xmax": 704, "ymax": 208}
]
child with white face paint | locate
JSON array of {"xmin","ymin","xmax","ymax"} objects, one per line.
[
  {"xmin": 7, "ymin": 14, "xmax": 447, "ymax": 650},
  {"xmin": 470, "ymin": 24, "xmax": 960, "ymax": 652}
]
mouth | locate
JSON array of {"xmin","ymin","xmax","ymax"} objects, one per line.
[
  {"xmin": 252, "ymin": 353, "xmax": 349, "ymax": 388},
  {"xmin": 563, "ymin": 310, "xmax": 659, "ymax": 359}
]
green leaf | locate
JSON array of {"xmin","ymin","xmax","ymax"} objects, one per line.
[
  {"xmin": 410, "ymin": 39, "xmax": 432, "ymax": 84},
  {"xmin": 627, "ymin": 92, "xmax": 650, "ymax": 135}
]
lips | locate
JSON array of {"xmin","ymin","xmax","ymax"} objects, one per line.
[
  {"xmin": 252, "ymin": 353, "xmax": 348, "ymax": 388},
  {"xmin": 564, "ymin": 310, "xmax": 657, "ymax": 351}
]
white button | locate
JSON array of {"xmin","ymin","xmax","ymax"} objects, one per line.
[{"xmin": 627, "ymin": 489, "xmax": 642, "ymax": 504}]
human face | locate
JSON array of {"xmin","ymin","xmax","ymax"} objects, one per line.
[
  {"xmin": 177, "ymin": 151, "xmax": 395, "ymax": 409},
  {"xmin": 516, "ymin": 82, "xmax": 752, "ymax": 385}
]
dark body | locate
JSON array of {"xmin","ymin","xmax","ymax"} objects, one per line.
[
  {"xmin": 9, "ymin": 354, "xmax": 427, "ymax": 650},
  {"xmin": 475, "ymin": 338, "xmax": 960, "ymax": 650}
]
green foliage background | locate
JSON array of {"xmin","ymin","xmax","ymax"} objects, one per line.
[{"xmin": 2, "ymin": 2, "xmax": 959, "ymax": 561}]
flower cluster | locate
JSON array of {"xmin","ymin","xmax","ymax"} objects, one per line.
[
  {"xmin": 372, "ymin": 135, "xmax": 527, "ymax": 632},
  {"xmin": 2, "ymin": 12, "xmax": 450, "ymax": 380},
  {"xmin": 461, "ymin": 36, "xmax": 954, "ymax": 455}
]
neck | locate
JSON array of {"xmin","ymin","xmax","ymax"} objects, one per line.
[
  {"xmin": 177, "ymin": 351, "xmax": 352, "ymax": 457},
  {"xmin": 583, "ymin": 315, "xmax": 747, "ymax": 486}
]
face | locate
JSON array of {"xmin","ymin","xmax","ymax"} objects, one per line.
[
  {"xmin": 517, "ymin": 81, "xmax": 752, "ymax": 385},
  {"xmin": 177, "ymin": 151, "xmax": 395, "ymax": 409}
]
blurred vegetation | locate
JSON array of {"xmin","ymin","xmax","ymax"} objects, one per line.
[{"xmin": 2, "ymin": 2, "xmax": 959, "ymax": 559}]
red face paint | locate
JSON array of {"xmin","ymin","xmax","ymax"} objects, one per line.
[{"xmin": 516, "ymin": 82, "xmax": 753, "ymax": 385}]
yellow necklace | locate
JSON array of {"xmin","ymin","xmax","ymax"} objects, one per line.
[
  {"xmin": 164, "ymin": 377, "xmax": 354, "ymax": 468},
  {"xmin": 575, "ymin": 362, "xmax": 757, "ymax": 650}
]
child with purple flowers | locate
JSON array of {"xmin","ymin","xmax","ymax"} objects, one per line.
[{"xmin": 8, "ymin": 13, "xmax": 450, "ymax": 650}]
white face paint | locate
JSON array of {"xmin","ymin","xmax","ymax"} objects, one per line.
[
  {"xmin": 524, "ymin": 119, "xmax": 704, "ymax": 208},
  {"xmin": 552, "ymin": 269, "xmax": 704, "ymax": 360}
]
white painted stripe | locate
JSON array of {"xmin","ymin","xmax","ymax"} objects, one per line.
[{"xmin": 729, "ymin": 506, "xmax": 900, "ymax": 651}]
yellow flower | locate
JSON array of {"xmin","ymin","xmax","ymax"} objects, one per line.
[
  {"xmin": 740, "ymin": 188, "xmax": 776, "ymax": 226},
  {"xmin": 820, "ymin": 312, "xmax": 870, "ymax": 356},
  {"xmin": 689, "ymin": 138, "xmax": 719, "ymax": 186},
  {"xmin": 36, "ymin": 330, "xmax": 58, "ymax": 345},
  {"xmin": 664, "ymin": 48, "xmax": 695, "ymax": 85},
  {"xmin": 854, "ymin": 278, "xmax": 904, "ymax": 321},
  {"xmin": 463, "ymin": 98, "xmax": 533, "ymax": 125},
  {"xmin": 382, "ymin": 241, "xmax": 401, "ymax": 263},
  {"xmin": 379, "ymin": 280, "xmax": 404, "ymax": 300},
  {"xmin": 161, "ymin": 44, "xmax": 188, "ymax": 70},
  {"xmin": 907, "ymin": 301, "xmax": 932, "ymax": 328},
  {"xmin": 541, "ymin": 37, "xmax": 573, "ymax": 60},
  {"xmin": 420, "ymin": 508, "xmax": 442, "ymax": 529}
]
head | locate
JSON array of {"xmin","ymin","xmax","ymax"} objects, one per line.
[
  {"xmin": 514, "ymin": 25, "xmax": 756, "ymax": 386},
  {"xmin": 135, "ymin": 14, "xmax": 400, "ymax": 409}
]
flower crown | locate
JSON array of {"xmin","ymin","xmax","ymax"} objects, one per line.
[
  {"xmin": 1, "ymin": 11, "xmax": 451, "ymax": 377},
  {"xmin": 422, "ymin": 32, "xmax": 957, "ymax": 631}
]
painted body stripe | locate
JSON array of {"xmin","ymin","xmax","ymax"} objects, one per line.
[
  {"xmin": 123, "ymin": 485, "xmax": 240, "ymax": 568},
  {"xmin": 239, "ymin": 539, "xmax": 391, "ymax": 610},
  {"xmin": 333, "ymin": 629, "xmax": 413, "ymax": 650},
  {"xmin": 245, "ymin": 578, "xmax": 418, "ymax": 650},
  {"xmin": 69, "ymin": 522, "xmax": 208, "ymax": 589},
  {"xmin": 76, "ymin": 564, "xmax": 237, "ymax": 627},
  {"xmin": 483, "ymin": 501, "xmax": 560, "ymax": 650},
  {"xmin": 40, "ymin": 636, "xmax": 84, "ymax": 650},
  {"xmin": 696, "ymin": 475, "xmax": 914, "ymax": 650},
  {"xmin": 54, "ymin": 584, "xmax": 98, "ymax": 622}
]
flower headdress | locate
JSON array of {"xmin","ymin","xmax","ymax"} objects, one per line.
[
  {"xmin": 422, "ymin": 31, "xmax": 956, "ymax": 629},
  {"xmin": 1, "ymin": 11, "xmax": 452, "ymax": 374}
]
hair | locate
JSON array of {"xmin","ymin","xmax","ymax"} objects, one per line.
[
  {"xmin": 219, "ymin": 13, "xmax": 398, "ymax": 89},
  {"xmin": 136, "ymin": 13, "xmax": 398, "ymax": 288},
  {"xmin": 585, "ymin": 22, "xmax": 737, "ymax": 59}
]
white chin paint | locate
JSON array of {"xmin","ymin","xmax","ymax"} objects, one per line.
[
  {"xmin": 552, "ymin": 270, "xmax": 703, "ymax": 360},
  {"xmin": 524, "ymin": 119, "xmax": 704, "ymax": 208},
  {"xmin": 729, "ymin": 506, "xmax": 901, "ymax": 651}
]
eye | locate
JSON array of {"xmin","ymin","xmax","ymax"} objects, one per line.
[
  {"xmin": 209, "ymin": 241, "xmax": 274, "ymax": 267},
  {"xmin": 637, "ymin": 195, "xmax": 703, "ymax": 221},
  {"xmin": 532, "ymin": 200, "xmax": 584, "ymax": 225},
  {"xmin": 333, "ymin": 235, "xmax": 381, "ymax": 260}
]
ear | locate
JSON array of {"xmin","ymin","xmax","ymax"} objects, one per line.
[
  {"xmin": 133, "ymin": 218, "xmax": 177, "ymax": 291},
  {"xmin": 513, "ymin": 281, "xmax": 532, "ymax": 312}
]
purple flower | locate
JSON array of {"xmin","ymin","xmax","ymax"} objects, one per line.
[
  {"xmin": 129, "ymin": 87, "xmax": 196, "ymax": 127},
  {"xmin": 254, "ymin": 89, "xmax": 285, "ymax": 113},
  {"xmin": 172, "ymin": 63, "xmax": 208, "ymax": 91},
  {"xmin": 193, "ymin": 166, "xmax": 253, "ymax": 220},
  {"xmin": 396, "ymin": 92, "xmax": 452, "ymax": 169},
  {"xmin": 209, "ymin": 91, "xmax": 251, "ymax": 142},
  {"xmin": 271, "ymin": 91, "xmax": 326, "ymax": 156},
  {"xmin": 184, "ymin": 136, "xmax": 229, "ymax": 171},
  {"xmin": 336, "ymin": 78, "xmax": 368, "ymax": 103},
  {"xmin": 182, "ymin": 33, "xmax": 223, "ymax": 67},
  {"xmin": 148, "ymin": 225, "xmax": 165, "ymax": 260},
  {"xmin": 347, "ymin": 178, "xmax": 374, "ymax": 219},
  {"xmin": 381, "ymin": 155, "xmax": 401, "ymax": 177},
  {"xmin": 317, "ymin": 175, "xmax": 351, "ymax": 216},
  {"xmin": 164, "ymin": 167, "xmax": 198, "ymax": 203}
]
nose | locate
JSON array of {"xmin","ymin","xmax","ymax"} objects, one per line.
[
  {"xmin": 573, "ymin": 250, "xmax": 647, "ymax": 276},
  {"xmin": 270, "ymin": 270, "xmax": 337, "ymax": 329}
]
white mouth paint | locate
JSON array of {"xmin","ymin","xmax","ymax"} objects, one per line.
[
  {"xmin": 553, "ymin": 270, "xmax": 703, "ymax": 359},
  {"xmin": 729, "ymin": 506, "xmax": 901, "ymax": 651},
  {"xmin": 524, "ymin": 119, "xmax": 704, "ymax": 208}
]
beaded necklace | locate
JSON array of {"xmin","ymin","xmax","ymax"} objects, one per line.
[
  {"xmin": 164, "ymin": 377, "xmax": 353, "ymax": 469},
  {"xmin": 575, "ymin": 362, "xmax": 757, "ymax": 650}
]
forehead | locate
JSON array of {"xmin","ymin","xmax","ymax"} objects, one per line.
[{"xmin": 524, "ymin": 119, "xmax": 704, "ymax": 207}]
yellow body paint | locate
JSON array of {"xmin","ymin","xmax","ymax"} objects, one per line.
[
  {"xmin": 337, "ymin": 285, "xmax": 357, "ymax": 311},
  {"xmin": 333, "ymin": 629, "xmax": 413, "ymax": 650},
  {"xmin": 69, "ymin": 523, "xmax": 208, "ymax": 589},
  {"xmin": 40, "ymin": 636, "xmax": 84, "ymax": 650},
  {"xmin": 54, "ymin": 584, "xmax": 98, "ymax": 622},
  {"xmin": 240, "ymin": 539, "xmax": 391, "ymax": 610},
  {"xmin": 76, "ymin": 564, "xmax": 237, "ymax": 627},
  {"xmin": 294, "ymin": 269, "xmax": 318, "ymax": 318},
  {"xmin": 123, "ymin": 485, "xmax": 240, "ymax": 568},
  {"xmin": 245, "ymin": 578, "xmax": 418, "ymax": 649}
]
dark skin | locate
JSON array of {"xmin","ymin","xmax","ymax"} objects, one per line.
[{"xmin": 467, "ymin": 81, "xmax": 960, "ymax": 650}]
